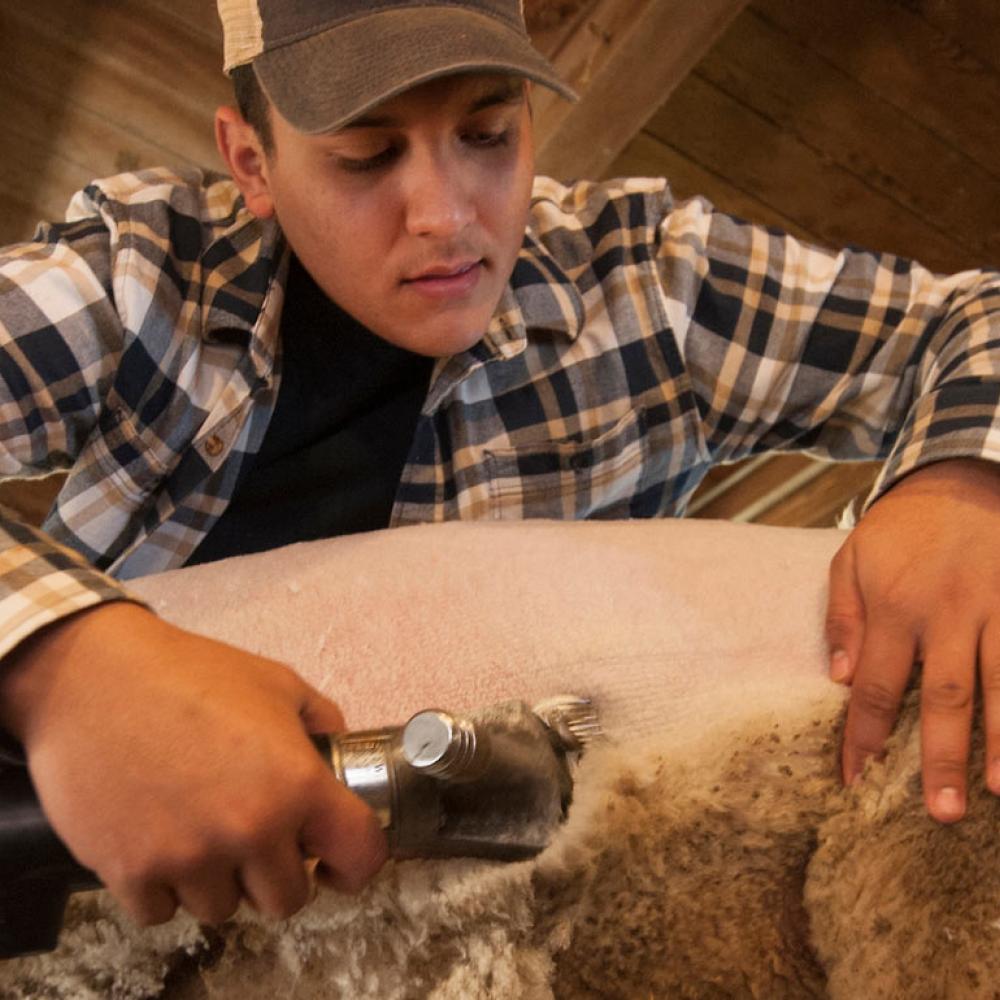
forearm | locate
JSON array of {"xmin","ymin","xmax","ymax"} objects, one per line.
[
  {"xmin": 0, "ymin": 515, "xmax": 142, "ymax": 761},
  {"xmin": 0, "ymin": 602, "xmax": 145, "ymax": 745}
]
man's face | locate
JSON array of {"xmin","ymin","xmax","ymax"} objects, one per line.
[{"xmin": 255, "ymin": 74, "xmax": 535, "ymax": 357}]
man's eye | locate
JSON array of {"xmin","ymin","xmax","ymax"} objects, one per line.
[
  {"xmin": 338, "ymin": 147, "xmax": 398, "ymax": 173},
  {"xmin": 465, "ymin": 128, "xmax": 512, "ymax": 148}
]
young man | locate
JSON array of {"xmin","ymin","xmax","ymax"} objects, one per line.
[{"xmin": 1, "ymin": 0, "xmax": 999, "ymax": 929}]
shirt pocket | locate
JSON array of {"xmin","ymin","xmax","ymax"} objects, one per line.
[{"xmin": 484, "ymin": 408, "xmax": 650, "ymax": 520}]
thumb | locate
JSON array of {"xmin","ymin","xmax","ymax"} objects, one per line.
[
  {"xmin": 826, "ymin": 538, "xmax": 866, "ymax": 684},
  {"xmin": 298, "ymin": 684, "xmax": 347, "ymax": 735}
]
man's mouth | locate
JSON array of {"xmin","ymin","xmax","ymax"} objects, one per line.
[{"xmin": 402, "ymin": 260, "xmax": 485, "ymax": 298}]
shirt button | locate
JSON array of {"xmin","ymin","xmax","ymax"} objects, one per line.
[{"xmin": 204, "ymin": 434, "xmax": 224, "ymax": 458}]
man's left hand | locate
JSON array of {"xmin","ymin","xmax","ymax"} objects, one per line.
[{"xmin": 826, "ymin": 457, "xmax": 1000, "ymax": 822}]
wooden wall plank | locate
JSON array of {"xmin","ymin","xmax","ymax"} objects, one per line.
[
  {"xmin": 531, "ymin": 0, "xmax": 645, "ymax": 138},
  {"xmin": 698, "ymin": 10, "xmax": 1000, "ymax": 268},
  {"xmin": 139, "ymin": 0, "xmax": 224, "ymax": 43},
  {"xmin": 905, "ymin": 0, "xmax": 1000, "ymax": 77},
  {"xmin": 607, "ymin": 132, "xmax": 818, "ymax": 245},
  {"xmin": 755, "ymin": 462, "xmax": 881, "ymax": 528},
  {"xmin": 683, "ymin": 456, "xmax": 770, "ymax": 513},
  {"xmin": 687, "ymin": 454, "xmax": 822, "ymax": 520},
  {"xmin": 753, "ymin": 0, "xmax": 1000, "ymax": 183},
  {"xmin": 534, "ymin": 0, "xmax": 751, "ymax": 180},
  {"xmin": 0, "ymin": 140, "xmax": 93, "ymax": 245},
  {"xmin": 0, "ymin": 71, "xmax": 216, "ymax": 244},
  {"xmin": 0, "ymin": 477, "xmax": 64, "ymax": 527},
  {"xmin": 3, "ymin": 2, "xmax": 227, "ymax": 166},
  {"xmin": 0, "ymin": 0, "xmax": 227, "ymax": 243},
  {"xmin": 527, "ymin": 0, "xmax": 601, "ymax": 59},
  {"xmin": 640, "ymin": 72, "xmax": 972, "ymax": 271}
]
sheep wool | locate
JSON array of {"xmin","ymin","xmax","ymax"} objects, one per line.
[
  {"xmin": 1, "ymin": 521, "xmax": 996, "ymax": 998},
  {"xmin": 5, "ymin": 689, "xmax": 998, "ymax": 999}
]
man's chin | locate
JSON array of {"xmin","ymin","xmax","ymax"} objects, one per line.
[
  {"xmin": 407, "ymin": 327, "xmax": 486, "ymax": 359},
  {"xmin": 380, "ymin": 307, "xmax": 497, "ymax": 358}
]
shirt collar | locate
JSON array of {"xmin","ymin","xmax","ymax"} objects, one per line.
[
  {"xmin": 199, "ymin": 203, "xmax": 286, "ymax": 384},
  {"xmin": 424, "ymin": 232, "xmax": 587, "ymax": 411},
  {"xmin": 481, "ymin": 230, "xmax": 586, "ymax": 359}
]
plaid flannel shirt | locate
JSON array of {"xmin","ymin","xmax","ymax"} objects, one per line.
[{"xmin": 1, "ymin": 166, "xmax": 999, "ymax": 663}]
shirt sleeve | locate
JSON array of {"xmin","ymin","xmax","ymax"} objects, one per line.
[
  {"xmin": 657, "ymin": 193, "xmax": 1000, "ymax": 508},
  {"xmin": 0, "ymin": 215, "xmax": 122, "ymax": 477},
  {"xmin": 0, "ymin": 217, "xmax": 139, "ymax": 671}
]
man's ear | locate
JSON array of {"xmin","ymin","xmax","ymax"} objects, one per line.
[{"xmin": 215, "ymin": 106, "xmax": 276, "ymax": 219}]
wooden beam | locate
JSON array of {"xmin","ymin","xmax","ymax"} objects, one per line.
[
  {"xmin": 532, "ymin": 0, "xmax": 752, "ymax": 180},
  {"xmin": 755, "ymin": 461, "xmax": 880, "ymax": 529}
]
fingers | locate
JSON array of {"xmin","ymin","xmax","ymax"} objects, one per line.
[
  {"xmin": 980, "ymin": 620, "xmax": 1000, "ymax": 795},
  {"xmin": 299, "ymin": 686, "xmax": 347, "ymax": 735},
  {"xmin": 827, "ymin": 464, "xmax": 1000, "ymax": 824},
  {"xmin": 240, "ymin": 839, "xmax": 313, "ymax": 919},
  {"xmin": 113, "ymin": 855, "xmax": 309, "ymax": 927},
  {"xmin": 826, "ymin": 541, "xmax": 866, "ymax": 684},
  {"xmin": 842, "ymin": 613, "xmax": 980, "ymax": 825},
  {"xmin": 841, "ymin": 622, "xmax": 916, "ymax": 785},
  {"xmin": 920, "ymin": 624, "xmax": 978, "ymax": 823},
  {"xmin": 114, "ymin": 881, "xmax": 180, "ymax": 927},
  {"xmin": 110, "ymin": 785, "xmax": 381, "ymax": 928},
  {"xmin": 174, "ymin": 867, "xmax": 245, "ymax": 926},
  {"xmin": 302, "ymin": 779, "xmax": 388, "ymax": 894},
  {"xmin": 107, "ymin": 845, "xmax": 267, "ymax": 927},
  {"xmin": 101, "ymin": 742, "xmax": 382, "ymax": 929}
]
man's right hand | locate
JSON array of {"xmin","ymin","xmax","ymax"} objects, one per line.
[{"xmin": 0, "ymin": 602, "xmax": 387, "ymax": 926}]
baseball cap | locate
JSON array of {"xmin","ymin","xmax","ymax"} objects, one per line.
[{"xmin": 217, "ymin": 1, "xmax": 578, "ymax": 134}]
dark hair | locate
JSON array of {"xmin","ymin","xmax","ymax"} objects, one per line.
[{"xmin": 231, "ymin": 64, "xmax": 275, "ymax": 155}]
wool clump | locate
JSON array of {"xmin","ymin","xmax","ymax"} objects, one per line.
[{"xmin": 4, "ymin": 686, "xmax": 999, "ymax": 999}]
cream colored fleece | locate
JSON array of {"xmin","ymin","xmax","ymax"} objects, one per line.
[{"xmin": 2, "ymin": 521, "xmax": 996, "ymax": 998}]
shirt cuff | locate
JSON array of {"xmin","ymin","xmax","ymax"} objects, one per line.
[{"xmin": 863, "ymin": 378, "xmax": 1000, "ymax": 512}]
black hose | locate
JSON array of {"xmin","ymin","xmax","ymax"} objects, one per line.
[{"xmin": 0, "ymin": 765, "xmax": 99, "ymax": 958}]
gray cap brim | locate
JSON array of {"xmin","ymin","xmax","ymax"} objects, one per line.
[{"xmin": 253, "ymin": 6, "xmax": 578, "ymax": 134}]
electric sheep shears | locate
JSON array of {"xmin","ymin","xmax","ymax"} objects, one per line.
[{"xmin": 0, "ymin": 695, "xmax": 601, "ymax": 959}]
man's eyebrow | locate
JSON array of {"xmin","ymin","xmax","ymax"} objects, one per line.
[
  {"xmin": 467, "ymin": 82, "xmax": 525, "ymax": 113},
  {"xmin": 340, "ymin": 82, "xmax": 524, "ymax": 131}
]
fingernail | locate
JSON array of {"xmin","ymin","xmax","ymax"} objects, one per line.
[
  {"xmin": 933, "ymin": 786, "xmax": 964, "ymax": 822},
  {"xmin": 988, "ymin": 762, "xmax": 1000, "ymax": 794},
  {"xmin": 830, "ymin": 649, "xmax": 850, "ymax": 683}
]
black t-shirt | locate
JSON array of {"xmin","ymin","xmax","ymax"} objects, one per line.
[{"xmin": 187, "ymin": 255, "xmax": 434, "ymax": 565}]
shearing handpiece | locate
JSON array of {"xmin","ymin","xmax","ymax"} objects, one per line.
[{"xmin": 0, "ymin": 695, "xmax": 600, "ymax": 959}]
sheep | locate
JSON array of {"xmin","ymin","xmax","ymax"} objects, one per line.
[{"xmin": 1, "ymin": 520, "xmax": 995, "ymax": 999}]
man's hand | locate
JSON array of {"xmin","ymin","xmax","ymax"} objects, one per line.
[
  {"xmin": 826, "ymin": 457, "xmax": 1000, "ymax": 822},
  {"xmin": 0, "ymin": 603, "xmax": 387, "ymax": 925}
]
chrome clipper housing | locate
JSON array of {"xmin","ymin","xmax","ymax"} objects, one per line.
[{"xmin": 312, "ymin": 695, "xmax": 601, "ymax": 860}]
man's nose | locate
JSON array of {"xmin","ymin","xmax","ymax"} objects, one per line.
[{"xmin": 403, "ymin": 153, "xmax": 476, "ymax": 239}]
